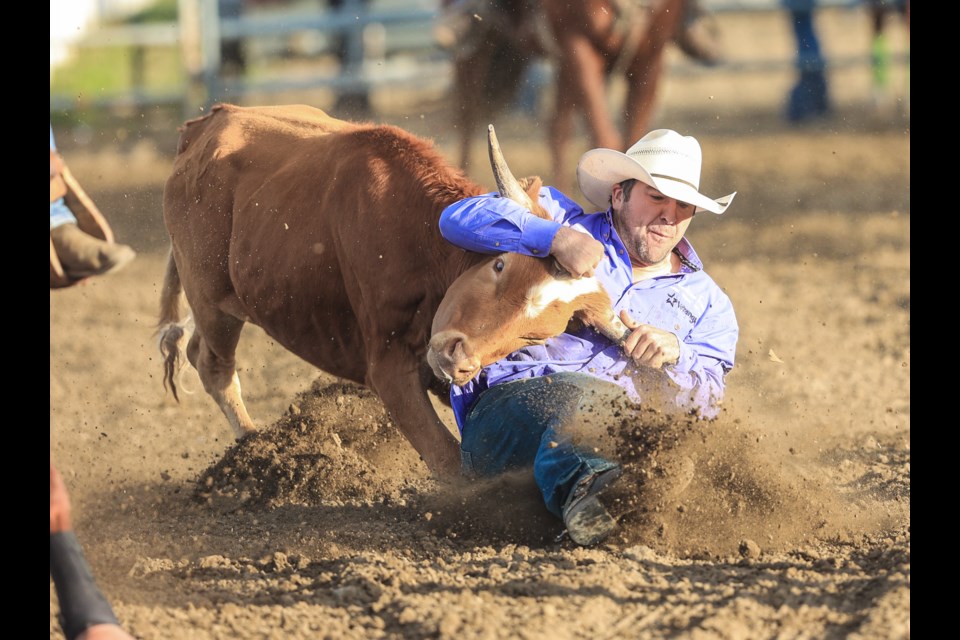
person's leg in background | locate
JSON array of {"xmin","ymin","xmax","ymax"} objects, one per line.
[
  {"xmin": 868, "ymin": 0, "xmax": 909, "ymax": 112},
  {"xmin": 50, "ymin": 125, "xmax": 78, "ymax": 230},
  {"xmin": 782, "ymin": 0, "xmax": 830, "ymax": 122}
]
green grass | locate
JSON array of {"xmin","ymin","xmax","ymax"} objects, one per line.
[
  {"xmin": 50, "ymin": 0, "xmax": 184, "ymax": 119},
  {"xmin": 51, "ymin": 46, "xmax": 184, "ymax": 98},
  {"xmin": 124, "ymin": 0, "xmax": 177, "ymax": 24}
]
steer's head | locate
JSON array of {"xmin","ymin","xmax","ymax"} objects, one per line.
[{"xmin": 428, "ymin": 125, "xmax": 630, "ymax": 386}]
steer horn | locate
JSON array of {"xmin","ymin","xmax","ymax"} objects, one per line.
[
  {"xmin": 487, "ymin": 124, "xmax": 634, "ymax": 351},
  {"xmin": 488, "ymin": 124, "xmax": 536, "ymax": 211}
]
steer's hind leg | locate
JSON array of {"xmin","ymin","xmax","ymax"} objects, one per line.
[{"xmin": 190, "ymin": 308, "xmax": 256, "ymax": 440}]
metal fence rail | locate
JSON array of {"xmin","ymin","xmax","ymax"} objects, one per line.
[{"xmin": 49, "ymin": 0, "xmax": 908, "ymax": 114}]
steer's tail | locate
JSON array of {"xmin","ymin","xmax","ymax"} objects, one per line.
[{"xmin": 157, "ymin": 246, "xmax": 190, "ymax": 402}]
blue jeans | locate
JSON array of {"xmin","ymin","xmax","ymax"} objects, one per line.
[
  {"xmin": 51, "ymin": 124, "xmax": 77, "ymax": 230},
  {"xmin": 459, "ymin": 372, "xmax": 625, "ymax": 518}
]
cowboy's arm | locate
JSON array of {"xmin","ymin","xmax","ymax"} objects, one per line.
[
  {"xmin": 623, "ymin": 291, "xmax": 737, "ymax": 419},
  {"xmin": 669, "ymin": 292, "xmax": 737, "ymax": 418},
  {"xmin": 440, "ymin": 188, "xmax": 603, "ymax": 275},
  {"xmin": 439, "ymin": 191, "xmax": 562, "ymax": 256}
]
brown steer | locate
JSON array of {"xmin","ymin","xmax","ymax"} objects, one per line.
[{"xmin": 157, "ymin": 104, "xmax": 626, "ymax": 477}]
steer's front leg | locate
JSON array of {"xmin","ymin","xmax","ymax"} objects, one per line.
[{"xmin": 367, "ymin": 352, "xmax": 461, "ymax": 479}]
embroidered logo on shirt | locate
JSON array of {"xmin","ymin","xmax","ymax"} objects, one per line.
[{"xmin": 667, "ymin": 292, "xmax": 697, "ymax": 325}]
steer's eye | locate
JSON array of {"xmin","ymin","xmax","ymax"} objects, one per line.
[{"xmin": 494, "ymin": 258, "xmax": 505, "ymax": 273}]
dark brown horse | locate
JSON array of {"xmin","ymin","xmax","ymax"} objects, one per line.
[{"xmin": 449, "ymin": 0, "xmax": 701, "ymax": 194}]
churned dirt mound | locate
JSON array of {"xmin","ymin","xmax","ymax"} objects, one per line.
[
  {"xmin": 190, "ymin": 374, "xmax": 904, "ymax": 565},
  {"xmin": 195, "ymin": 379, "xmax": 432, "ymax": 511}
]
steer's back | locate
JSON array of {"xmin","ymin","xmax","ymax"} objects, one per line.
[{"xmin": 163, "ymin": 103, "xmax": 473, "ymax": 384}]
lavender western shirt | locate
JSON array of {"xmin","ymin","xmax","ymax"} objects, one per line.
[{"xmin": 439, "ymin": 186, "xmax": 739, "ymax": 433}]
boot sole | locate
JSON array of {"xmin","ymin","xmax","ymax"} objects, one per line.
[
  {"xmin": 65, "ymin": 249, "xmax": 136, "ymax": 280},
  {"xmin": 563, "ymin": 467, "xmax": 623, "ymax": 546},
  {"xmin": 565, "ymin": 497, "xmax": 617, "ymax": 546}
]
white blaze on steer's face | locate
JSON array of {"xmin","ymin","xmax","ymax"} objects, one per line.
[
  {"xmin": 524, "ymin": 274, "xmax": 604, "ymax": 319},
  {"xmin": 428, "ymin": 253, "xmax": 617, "ymax": 386}
]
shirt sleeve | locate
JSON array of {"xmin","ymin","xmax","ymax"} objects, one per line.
[
  {"xmin": 439, "ymin": 189, "xmax": 565, "ymax": 257},
  {"xmin": 662, "ymin": 288, "xmax": 738, "ymax": 420}
]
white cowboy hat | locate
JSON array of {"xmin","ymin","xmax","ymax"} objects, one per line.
[{"xmin": 576, "ymin": 129, "xmax": 736, "ymax": 214}]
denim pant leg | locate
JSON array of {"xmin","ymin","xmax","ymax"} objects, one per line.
[
  {"xmin": 533, "ymin": 373, "xmax": 623, "ymax": 517},
  {"xmin": 460, "ymin": 372, "xmax": 622, "ymax": 519},
  {"xmin": 50, "ymin": 125, "xmax": 77, "ymax": 229},
  {"xmin": 460, "ymin": 376, "xmax": 566, "ymax": 477},
  {"xmin": 51, "ymin": 198, "xmax": 77, "ymax": 229}
]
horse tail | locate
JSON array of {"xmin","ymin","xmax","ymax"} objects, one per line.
[{"xmin": 157, "ymin": 246, "xmax": 189, "ymax": 402}]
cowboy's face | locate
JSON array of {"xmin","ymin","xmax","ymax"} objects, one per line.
[{"xmin": 611, "ymin": 181, "xmax": 695, "ymax": 267}]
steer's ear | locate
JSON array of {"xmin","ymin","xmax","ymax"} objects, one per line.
[{"xmin": 518, "ymin": 175, "xmax": 543, "ymax": 200}]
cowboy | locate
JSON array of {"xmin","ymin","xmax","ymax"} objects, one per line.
[{"xmin": 438, "ymin": 129, "xmax": 739, "ymax": 545}]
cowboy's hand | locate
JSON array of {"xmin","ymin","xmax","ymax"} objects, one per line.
[
  {"xmin": 549, "ymin": 226, "xmax": 604, "ymax": 278},
  {"xmin": 51, "ymin": 461, "xmax": 73, "ymax": 534},
  {"xmin": 619, "ymin": 309, "xmax": 681, "ymax": 369}
]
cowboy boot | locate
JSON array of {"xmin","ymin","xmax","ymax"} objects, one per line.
[
  {"xmin": 674, "ymin": 0, "xmax": 724, "ymax": 67},
  {"xmin": 562, "ymin": 467, "xmax": 624, "ymax": 546},
  {"xmin": 50, "ymin": 223, "xmax": 136, "ymax": 280}
]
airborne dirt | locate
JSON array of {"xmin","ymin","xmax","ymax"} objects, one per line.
[{"xmin": 50, "ymin": 9, "xmax": 909, "ymax": 639}]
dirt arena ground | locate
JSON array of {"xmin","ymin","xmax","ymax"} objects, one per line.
[{"xmin": 50, "ymin": 8, "xmax": 909, "ymax": 639}]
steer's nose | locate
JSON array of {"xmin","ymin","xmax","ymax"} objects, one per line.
[{"xmin": 427, "ymin": 331, "xmax": 481, "ymax": 386}]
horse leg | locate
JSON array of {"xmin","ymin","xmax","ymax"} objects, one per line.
[
  {"xmin": 549, "ymin": 83, "xmax": 578, "ymax": 195},
  {"xmin": 454, "ymin": 56, "xmax": 476, "ymax": 172},
  {"xmin": 623, "ymin": 0, "xmax": 683, "ymax": 142},
  {"xmin": 623, "ymin": 51, "xmax": 666, "ymax": 144},
  {"xmin": 550, "ymin": 41, "xmax": 618, "ymax": 194},
  {"xmin": 569, "ymin": 39, "xmax": 622, "ymax": 151},
  {"xmin": 189, "ymin": 303, "xmax": 256, "ymax": 440}
]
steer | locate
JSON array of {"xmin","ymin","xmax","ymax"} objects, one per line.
[{"xmin": 157, "ymin": 104, "xmax": 627, "ymax": 478}]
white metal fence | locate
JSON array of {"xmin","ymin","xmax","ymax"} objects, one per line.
[{"xmin": 49, "ymin": 0, "xmax": 908, "ymax": 114}]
